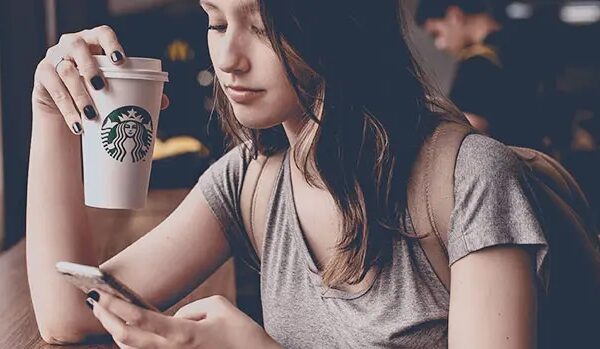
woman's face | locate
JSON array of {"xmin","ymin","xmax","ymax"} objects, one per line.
[
  {"xmin": 200, "ymin": 0, "xmax": 303, "ymax": 129},
  {"xmin": 123, "ymin": 122, "xmax": 138, "ymax": 137}
]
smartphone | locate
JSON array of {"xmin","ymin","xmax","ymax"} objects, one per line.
[{"xmin": 56, "ymin": 261, "xmax": 159, "ymax": 312}]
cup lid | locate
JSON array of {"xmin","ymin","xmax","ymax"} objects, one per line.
[
  {"xmin": 100, "ymin": 69, "xmax": 169, "ymax": 82},
  {"xmin": 86, "ymin": 55, "xmax": 169, "ymax": 82},
  {"xmin": 93, "ymin": 55, "xmax": 164, "ymax": 71}
]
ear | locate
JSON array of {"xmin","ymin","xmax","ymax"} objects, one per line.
[{"xmin": 446, "ymin": 5, "xmax": 465, "ymax": 23}]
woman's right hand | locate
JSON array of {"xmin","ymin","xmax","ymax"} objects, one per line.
[{"xmin": 32, "ymin": 25, "xmax": 169, "ymax": 135}]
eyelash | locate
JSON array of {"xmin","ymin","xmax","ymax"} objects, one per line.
[
  {"xmin": 252, "ymin": 26, "xmax": 267, "ymax": 36},
  {"xmin": 207, "ymin": 24, "xmax": 227, "ymax": 33},
  {"xmin": 207, "ymin": 24, "xmax": 266, "ymax": 36}
]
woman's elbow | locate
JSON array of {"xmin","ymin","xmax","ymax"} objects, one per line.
[
  {"xmin": 39, "ymin": 324, "xmax": 87, "ymax": 345},
  {"xmin": 38, "ymin": 320, "xmax": 111, "ymax": 346}
]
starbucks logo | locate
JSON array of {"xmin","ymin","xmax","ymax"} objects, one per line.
[{"xmin": 101, "ymin": 106, "xmax": 153, "ymax": 163}]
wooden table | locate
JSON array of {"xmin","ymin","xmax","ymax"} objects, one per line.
[{"xmin": 0, "ymin": 189, "xmax": 236, "ymax": 348}]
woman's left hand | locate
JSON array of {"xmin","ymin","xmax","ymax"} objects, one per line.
[{"xmin": 87, "ymin": 290, "xmax": 280, "ymax": 349}]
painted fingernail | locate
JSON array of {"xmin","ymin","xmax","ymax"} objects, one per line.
[
  {"xmin": 85, "ymin": 298, "xmax": 94, "ymax": 310},
  {"xmin": 72, "ymin": 122, "xmax": 82, "ymax": 134},
  {"xmin": 91, "ymin": 75, "xmax": 104, "ymax": 90},
  {"xmin": 87, "ymin": 290, "xmax": 100, "ymax": 302},
  {"xmin": 83, "ymin": 105, "xmax": 97, "ymax": 119},
  {"xmin": 110, "ymin": 50, "xmax": 124, "ymax": 63}
]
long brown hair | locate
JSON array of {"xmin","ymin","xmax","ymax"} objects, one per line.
[{"xmin": 212, "ymin": 0, "xmax": 464, "ymax": 287}]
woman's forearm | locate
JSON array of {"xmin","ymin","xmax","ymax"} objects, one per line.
[{"xmin": 26, "ymin": 107, "xmax": 99, "ymax": 342}]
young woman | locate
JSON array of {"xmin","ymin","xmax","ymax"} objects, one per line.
[{"xmin": 27, "ymin": 0, "xmax": 547, "ymax": 348}]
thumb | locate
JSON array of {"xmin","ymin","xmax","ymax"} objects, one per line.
[
  {"xmin": 173, "ymin": 302, "xmax": 207, "ymax": 320},
  {"xmin": 174, "ymin": 311, "xmax": 207, "ymax": 321},
  {"xmin": 180, "ymin": 312, "xmax": 208, "ymax": 321}
]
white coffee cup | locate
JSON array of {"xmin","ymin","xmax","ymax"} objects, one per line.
[{"xmin": 81, "ymin": 55, "xmax": 169, "ymax": 209}]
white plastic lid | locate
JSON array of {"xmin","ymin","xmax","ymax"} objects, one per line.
[
  {"xmin": 100, "ymin": 69, "xmax": 169, "ymax": 82},
  {"xmin": 84, "ymin": 55, "xmax": 169, "ymax": 82},
  {"xmin": 93, "ymin": 55, "xmax": 163, "ymax": 71}
]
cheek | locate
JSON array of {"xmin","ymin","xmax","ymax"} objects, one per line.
[
  {"xmin": 207, "ymin": 36, "xmax": 218, "ymax": 65},
  {"xmin": 271, "ymin": 77, "xmax": 301, "ymax": 114},
  {"xmin": 207, "ymin": 35, "xmax": 226, "ymax": 82},
  {"xmin": 250, "ymin": 61, "xmax": 301, "ymax": 124}
]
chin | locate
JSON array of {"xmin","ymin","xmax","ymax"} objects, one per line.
[{"xmin": 233, "ymin": 109, "xmax": 284, "ymax": 130}]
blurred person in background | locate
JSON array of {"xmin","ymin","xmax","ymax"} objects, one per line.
[{"xmin": 416, "ymin": 0, "xmax": 545, "ymax": 149}]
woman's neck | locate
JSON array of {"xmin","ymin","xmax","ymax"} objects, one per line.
[{"xmin": 282, "ymin": 116, "xmax": 305, "ymax": 149}]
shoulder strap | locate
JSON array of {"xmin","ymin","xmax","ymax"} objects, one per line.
[
  {"xmin": 407, "ymin": 121, "xmax": 473, "ymax": 291},
  {"xmin": 240, "ymin": 151, "xmax": 286, "ymax": 262}
]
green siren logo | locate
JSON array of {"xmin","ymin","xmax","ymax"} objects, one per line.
[{"xmin": 101, "ymin": 106, "xmax": 153, "ymax": 163}]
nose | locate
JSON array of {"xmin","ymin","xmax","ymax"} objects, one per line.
[{"xmin": 215, "ymin": 29, "xmax": 251, "ymax": 74}]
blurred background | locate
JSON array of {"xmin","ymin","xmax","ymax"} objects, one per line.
[{"xmin": 1, "ymin": 0, "xmax": 599, "ymax": 322}]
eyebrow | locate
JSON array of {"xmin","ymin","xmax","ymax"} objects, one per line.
[{"xmin": 199, "ymin": 0, "xmax": 259, "ymax": 14}]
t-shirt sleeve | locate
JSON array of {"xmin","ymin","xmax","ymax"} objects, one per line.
[
  {"xmin": 195, "ymin": 145, "xmax": 257, "ymax": 265},
  {"xmin": 447, "ymin": 134, "xmax": 550, "ymax": 291}
]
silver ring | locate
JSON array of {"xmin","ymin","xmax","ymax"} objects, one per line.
[{"xmin": 54, "ymin": 56, "xmax": 70, "ymax": 72}]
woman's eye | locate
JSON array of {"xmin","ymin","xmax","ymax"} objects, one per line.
[
  {"xmin": 207, "ymin": 24, "xmax": 227, "ymax": 33},
  {"xmin": 251, "ymin": 25, "xmax": 266, "ymax": 36}
]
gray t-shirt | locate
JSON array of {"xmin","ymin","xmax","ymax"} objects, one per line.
[{"xmin": 197, "ymin": 134, "xmax": 549, "ymax": 348}]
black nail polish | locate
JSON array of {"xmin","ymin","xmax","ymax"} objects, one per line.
[
  {"xmin": 85, "ymin": 298, "xmax": 94, "ymax": 310},
  {"xmin": 110, "ymin": 50, "xmax": 124, "ymax": 63},
  {"xmin": 72, "ymin": 122, "xmax": 82, "ymax": 134},
  {"xmin": 87, "ymin": 290, "xmax": 100, "ymax": 302},
  {"xmin": 91, "ymin": 76, "xmax": 105, "ymax": 90},
  {"xmin": 83, "ymin": 105, "xmax": 97, "ymax": 119}
]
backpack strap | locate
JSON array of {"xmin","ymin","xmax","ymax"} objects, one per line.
[
  {"xmin": 407, "ymin": 121, "xmax": 473, "ymax": 291},
  {"xmin": 240, "ymin": 151, "xmax": 286, "ymax": 262}
]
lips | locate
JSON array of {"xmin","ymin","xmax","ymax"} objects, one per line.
[{"xmin": 225, "ymin": 84, "xmax": 265, "ymax": 104}]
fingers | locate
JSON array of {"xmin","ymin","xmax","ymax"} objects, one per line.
[
  {"xmin": 160, "ymin": 94, "xmax": 170, "ymax": 110},
  {"xmin": 57, "ymin": 31, "xmax": 104, "ymax": 56},
  {"xmin": 34, "ymin": 24, "xmax": 130, "ymax": 133},
  {"xmin": 55, "ymin": 59, "xmax": 98, "ymax": 121},
  {"xmin": 56, "ymin": 25, "xmax": 127, "ymax": 94},
  {"xmin": 88, "ymin": 297, "xmax": 168, "ymax": 349},
  {"xmin": 173, "ymin": 303, "xmax": 208, "ymax": 320},
  {"xmin": 58, "ymin": 34, "xmax": 106, "ymax": 91},
  {"xmin": 173, "ymin": 295, "xmax": 232, "ymax": 320},
  {"xmin": 81, "ymin": 25, "xmax": 126, "ymax": 65},
  {"xmin": 92, "ymin": 289, "xmax": 199, "ymax": 346},
  {"xmin": 92, "ymin": 289, "xmax": 175, "ymax": 338},
  {"xmin": 36, "ymin": 60, "xmax": 83, "ymax": 135}
]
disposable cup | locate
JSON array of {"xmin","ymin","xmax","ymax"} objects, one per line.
[{"xmin": 80, "ymin": 55, "xmax": 169, "ymax": 209}]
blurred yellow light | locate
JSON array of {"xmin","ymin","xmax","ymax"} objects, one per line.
[
  {"xmin": 167, "ymin": 40, "xmax": 195, "ymax": 61},
  {"xmin": 153, "ymin": 136, "xmax": 210, "ymax": 160}
]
